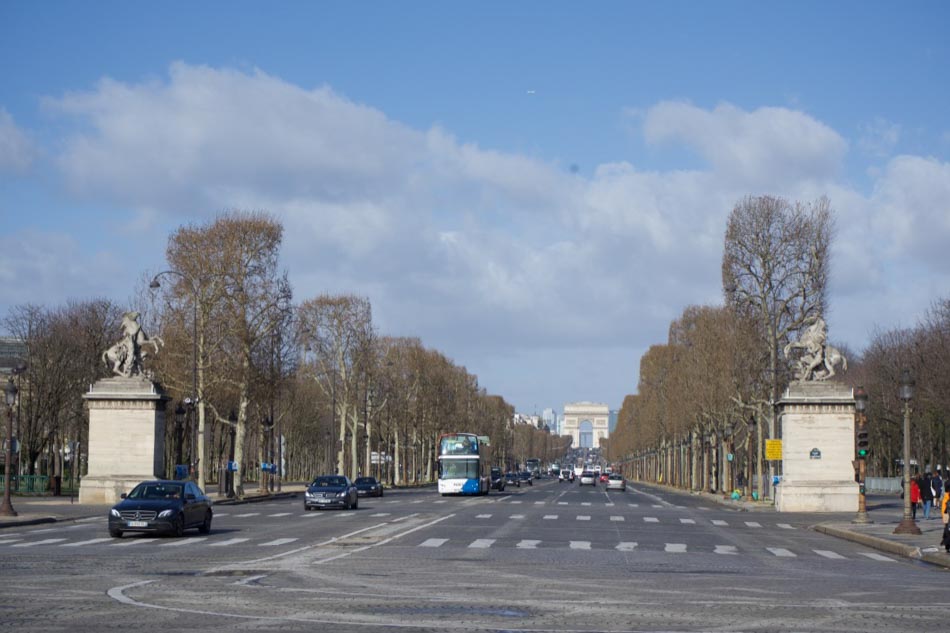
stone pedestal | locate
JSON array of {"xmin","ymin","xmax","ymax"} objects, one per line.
[
  {"xmin": 79, "ymin": 376, "xmax": 169, "ymax": 505},
  {"xmin": 774, "ymin": 382, "xmax": 857, "ymax": 513}
]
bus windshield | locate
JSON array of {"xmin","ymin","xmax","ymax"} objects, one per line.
[
  {"xmin": 440, "ymin": 458, "xmax": 480, "ymax": 479},
  {"xmin": 439, "ymin": 434, "xmax": 479, "ymax": 456}
]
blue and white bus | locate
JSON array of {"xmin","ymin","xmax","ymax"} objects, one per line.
[{"xmin": 437, "ymin": 433, "xmax": 491, "ymax": 495}]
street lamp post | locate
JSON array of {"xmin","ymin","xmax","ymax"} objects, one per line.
[
  {"xmin": 2, "ymin": 378, "xmax": 18, "ymax": 516},
  {"xmin": 853, "ymin": 386, "xmax": 870, "ymax": 524},
  {"xmin": 894, "ymin": 369, "xmax": 921, "ymax": 535},
  {"xmin": 174, "ymin": 403, "xmax": 185, "ymax": 474}
]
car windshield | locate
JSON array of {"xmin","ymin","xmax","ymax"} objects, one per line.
[
  {"xmin": 312, "ymin": 477, "xmax": 346, "ymax": 488},
  {"xmin": 354, "ymin": 478, "xmax": 375, "ymax": 485},
  {"xmin": 610, "ymin": 474, "xmax": 622, "ymax": 480},
  {"xmin": 128, "ymin": 483, "xmax": 183, "ymax": 500}
]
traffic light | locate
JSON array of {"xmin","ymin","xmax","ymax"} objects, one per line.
[{"xmin": 856, "ymin": 427, "xmax": 870, "ymax": 457}]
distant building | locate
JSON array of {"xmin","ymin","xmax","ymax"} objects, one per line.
[
  {"xmin": 609, "ymin": 410, "xmax": 618, "ymax": 434},
  {"xmin": 562, "ymin": 402, "xmax": 610, "ymax": 449},
  {"xmin": 0, "ymin": 337, "xmax": 27, "ymax": 375}
]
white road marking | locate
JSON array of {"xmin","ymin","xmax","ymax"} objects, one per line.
[
  {"xmin": 13, "ymin": 538, "xmax": 67, "ymax": 547},
  {"xmin": 665, "ymin": 543, "xmax": 687, "ymax": 553},
  {"xmin": 160, "ymin": 537, "xmax": 208, "ymax": 547},
  {"xmin": 268, "ymin": 513, "xmax": 292, "ymax": 517},
  {"xmin": 111, "ymin": 538, "xmax": 152, "ymax": 547},
  {"xmin": 469, "ymin": 539, "xmax": 495, "ymax": 549},
  {"xmin": 577, "ymin": 515, "xmax": 591, "ymax": 521},
  {"xmin": 860, "ymin": 552, "xmax": 896, "ymax": 562},
  {"xmin": 644, "ymin": 517, "xmax": 659, "ymax": 523},
  {"xmin": 570, "ymin": 541, "xmax": 591, "ymax": 550},
  {"xmin": 714, "ymin": 545, "xmax": 738, "ymax": 555},
  {"xmin": 210, "ymin": 538, "xmax": 250, "ymax": 547},
  {"xmin": 616, "ymin": 542, "xmax": 638, "ymax": 551},
  {"xmin": 476, "ymin": 514, "xmax": 492, "ymax": 519},
  {"xmin": 711, "ymin": 520, "xmax": 728, "ymax": 526},
  {"xmin": 510, "ymin": 514, "xmax": 525, "ymax": 519},
  {"xmin": 420, "ymin": 538, "xmax": 447, "ymax": 548},
  {"xmin": 510, "ymin": 501, "xmax": 523, "ymax": 505},
  {"xmin": 745, "ymin": 521, "xmax": 762, "ymax": 528},
  {"xmin": 610, "ymin": 516, "xmax": 624, "ymax": 522},
  {"xmin": 814, "ymin": 549, "xmax": 846, "ymax": 559},
  {"xmin": 543, "ymin": 515, "xmax": 558, "ymax": 520},
  {"xmin": 234, "ymin": 513, "xmax": 260, "ymax": 518},
  {"xmin": 259, "ymin": 538, "xmax": 298, "ymax": 547},
  {"xmin": 214, "ymin": 513, "xmax": 229, "ymax": 517},
  {"xmin": 433, "ymin": 500, "xmax": 447, "ymax": 504},
  {"xmin": 534, "ymin": 501, "xmax": 545, "ymax": 505},
  {"xmin": 605, "ymin": 502, "xmax": 615, "ymax": 507},
  {"xmin": 767, "ymin": 547, "xmax": 796, "ymax": 557},
  {"xmin": 61, "ymin": 538, "xmax": 113, "ymax": 547},
  {"xmin": 558, "ymin": 502, "xmax": 568, "ymax": 505},
  {"xmin": 652, "ymin": 504, "xmax": 663, "ymax": 508},
  {"xmin": 0, "ymin": 539, "xmax": 24, "ymax": 545},
  {"xmin": 581, "ymin": 502, "xmax": 592, "ymax": 507},
  {"xmin": 680, "ymin": 518, "xmax": 696, "ymax": 524},
  {"xmin": 628, "ymin": 503, "xmax": 639, "ymax": 508},
  {"xmin": 777, "ymin": 523, "xmax": 795, "ymax": 530},
  {"xmin": 517, "ymin": 539, "xmax": 540, "ymax": 549},
  {"xmin": 370, "ymin": 513, "xmax": 390, "ymax": 517}
]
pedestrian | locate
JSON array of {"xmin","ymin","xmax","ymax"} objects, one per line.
[
  {"xmin": 910, "ymin": 475, "xmax": 921, "ymax": 520},
  {"xmin": 933, "ymin": 471, "xmax": 944, "ymax": 512},
  {"xmin": 921, "ymin": 472, "xmax": 934, "ymax": 520},
  {"xmin": 941, "ymin": 488, "xmax": 950, "ymax": 552}
]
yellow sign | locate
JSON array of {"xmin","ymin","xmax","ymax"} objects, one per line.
[{"xmin": 766, "ymin": 439, "xmax": 783, "ymax": 461}]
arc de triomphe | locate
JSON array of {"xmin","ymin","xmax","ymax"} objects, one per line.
[{"xmin": 563, "ymin": 401, "xmax": 609, "ymax": 449}]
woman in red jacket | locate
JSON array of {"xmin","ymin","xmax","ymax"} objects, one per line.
[{"xmin": 910, "ymin": 475, "xmax": 922, "ymax": 520}]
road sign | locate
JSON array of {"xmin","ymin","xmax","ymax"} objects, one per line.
[{"xmin": 765, "ymin": 439, "xmax": 783, "ymax": 461}]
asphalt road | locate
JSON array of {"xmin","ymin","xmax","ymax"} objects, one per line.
[{"xmin": 2, "ymin": 478, "xmax": 949, "ymax": 632}]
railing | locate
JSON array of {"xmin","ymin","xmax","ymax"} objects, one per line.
[
  {"xmin": 866, "ymin": 477, "xmax": 901, "ymax": 494},
  {"xmin": 0, "ymin": 475, "xmax": 50, "ymax": 493}
]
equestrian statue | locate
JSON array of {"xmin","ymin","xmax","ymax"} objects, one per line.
[{"xmin": 102, "ymin": 311, "xmax": 163, "ymax": 378}]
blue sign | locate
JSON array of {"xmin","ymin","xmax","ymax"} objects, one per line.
[
  {"xmin": 174, "ymin": 464, "xmax": 189, "ymax": 480},
  {"xmin": 227, "ymin": 461, "xmax": 239, "ymax": 472}
]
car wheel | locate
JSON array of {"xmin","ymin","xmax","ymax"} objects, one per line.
[
  {"xmin": 304, "ymin": 504, "xmax": 311, "ymax": 511},
  {"xmin": 109, "ymin": 528, "xmax": 122, "ymax": 538},
  {"xmin": 172, "ymin": 514, "xmax": 185, "ymax": 538},
  {"xmin": 198, "ymin": 511, "xmax": 212, "ymax": 535}
]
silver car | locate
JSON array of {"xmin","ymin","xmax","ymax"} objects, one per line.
[
  {"xmin": 579, "ymin": 471, "xmax": 597, "ymax": 486},
  {"xmin": 606, "ymin": 473, "xmax": 626, "ymax": 491}
]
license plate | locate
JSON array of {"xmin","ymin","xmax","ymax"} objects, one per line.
[
  {"xmin": 127, "ymin": 520, "xmax": 148, "ymax": 527},
  {"xmin": 316, "ymin": 498, "xmax": 331, "ymax": 503}
]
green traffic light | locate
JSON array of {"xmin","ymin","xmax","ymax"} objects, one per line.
[{"xmin": 858, "ymin": 449, "xmax": 869, "ymax": 457}]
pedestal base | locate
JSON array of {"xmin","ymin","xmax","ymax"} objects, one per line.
[
  {"xmin": 775, "ymin": 480, "xmax": 858, "ymax": 512},
  {"xmin": 78, "ymin": 475, "xmax": 153, "ymax": 505}
]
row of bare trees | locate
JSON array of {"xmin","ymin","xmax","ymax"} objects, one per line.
[
  {"xmin": 606, "ymin": 195, "xmax": 840, "ymax": 497},
  {"xmin": 3, "ymin": 211, "xmax": 563, "ymax": 497}
]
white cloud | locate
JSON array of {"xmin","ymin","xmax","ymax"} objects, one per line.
[
  {"xmin": 858, "ymin": 117, "xmax": 901, "ymax": 157},
  {"xmin": 641, "ymin": 101, "xmax": 848, "ymax": 188},
  {"xmin": 0, "ymin": 109, "xmax": 36, "ymax": 173}
]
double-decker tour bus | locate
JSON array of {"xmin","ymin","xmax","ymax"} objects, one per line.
[
  {"xmin": 525, "ymin": 458, "xmax": 541, "ymax": 478},
  {"xmin": 437, "ymin": 433, "xmax": 492, "ymax": 495}
]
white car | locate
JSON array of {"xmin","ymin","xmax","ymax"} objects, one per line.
[
  {"xmin": 579, "ymin": 471, "xmax": 597, "ymax": 486},
  {"xmin": 606, "ymin": 473, "xmax": 626, "ymax": 491}
]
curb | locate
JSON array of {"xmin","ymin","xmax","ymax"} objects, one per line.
[
  {"xmin": 212, "ymin": 491, "xmax": 297, "ymax": 506},
  {"xmin": 813, "ymin": 522, "xmax": 950, "ymax": 569}
]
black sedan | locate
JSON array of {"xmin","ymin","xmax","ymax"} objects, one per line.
[
  {"xmin": 108, "ymin": 480, "xmax": 212, "ymax": 538},
  {"xmin": 519, "ymin": 471, "xmax": 534, "ymax": 486},
  {"xmin": 505, "ymin": 472, "xmax": 521, "ymax": 487},
  {"xmin": 304, "ymin": 475, "xmax": 359, "ymax": 510},
  {"xmin": 354, "ymin": 476, "xmax": 384, "ymax": 497}
]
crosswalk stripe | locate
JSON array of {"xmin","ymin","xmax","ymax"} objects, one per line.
[
  {"xmin": 605, "ymin": 502, "xmax": 615, "ymax": 507},
  {"xmin": 259, "ymin": 538, "xmax": 298, "ymax": 547},
  {"xmin": 644, "ymin": 517, "xmax": 659, "ymax": 523},
  {"xmin": 511, "ymin": 501, "xmax": 523, "ymax": 505},
  {"xmin": 534, "ymin": 501, "xmax": 546, "ymax": 505},
  {"xmin": 210, "ymin": 538, "xmax": 250, "ymax": 547},
  {"xmin": 111, "ymin": 538, "xmax": 151, "ymax": 546},
  {"xmin": 581, "ymin": 502, "xmax": 592, "ymax": 507},
  {"xmin": 814, "ymin": 549, "xmax": 846, "ymax": 559},
  {"xmin": 665, "ymin": 543, "xmax": 687, "ymax": 553},
  {"xmin": 469, "ymin": 539, "xmax": 495, "ymax": 549},
  {"xmin": 558, "ymin": 502, "xmax": 568, "ymax": 505},
  {"xmin": 860, "ymin": 553, "xmax": 895, "ymax": 562},
  {"xmin": 711, "ymin": 520, "xmax": 728, "ymax": 526},
  {"xmin": 517, "ymin": 540, "xmax": 540, "ymax": 549},
  {"xmin": 420, "ymin": 538, "xmax": 448, "ymax": 548},
  {"xmin": 543, "ymin": 515, "xmax": 558, "ymax": 520},
  {"xmin": 268, "ymin": 513, "xmax": 292, "ymax": 517},
  {"xmin": 652, "ymin": 504, "xmax": 663, "ymax": 508},
  {"xmin": 61, "ymin": 538, "xmax": 113, "ymax": 547},
  {"xmin": 234, "ymin": 513, "xmax": 260, "ymax": 518},
  {"xmin": 777, "ymin": 523, "xmax": 795, "ymax": 530},
  {"xmin": 679, "ymin": 518, "xmax": 696, "ymax": 524},
  {"xmin": 714, "ymin": 545, "xmax": 738, "ymax": 555},
  {"xmin": 577, "ymin": 515, "xmax": 591, "ymax": 521},
  {"xmin": 214, "ymin": 513, "xmax": 229, "ymax": 517},
  {"xmin": 570, "ymin": 541, "xmax": 591, "ymax": 550},
  {"xmin": 610, "ymin": 516, "xmax": 624, "ymax": 522},
  {"xmin": 767, "ymin": 547, "xmax": 796, "ymax": 557},
  {"xmin": 616, "ymin": 542, "xmax": 638, "ymax": 551},
  {"xmin": 510, "ymin": 515, "xmax": 525, "ymax": 519},
  {"xmin": 476, "ymin": 514, "xmax": 492, "ymax": 519},
  {"xmin": 434, "ymin": 500, "xmax": 447, "ymax": 504},
  {"xmin": 13, "ymin": 538, "xmax": 67, "ymax": 547},
  {"xmin": 0, "ymin": 539, "xmax": 23, "ymax": 545},
  {"xmin": 628, "ymin": 503, "xmax": 639, "ymax": 507},
  {"xmin": 301, "ymin": 513, "xmax": 320, "ymax": 518},
  {"xmin": 745, "ymin": 521, "xmax": 762, "ymax": 528},
  {"xmin": 160, "ymin": 537, "xmax": 208, "ymax": 547},
  {"xmin": 370, "ymin": 513, "xmax": 390, "ymax": 517}
]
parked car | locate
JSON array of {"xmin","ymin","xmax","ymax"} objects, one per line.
[
  {"xmin": 304, "ymin": 475, "xmax": 359, "ymax": 510},
  {"xmin": 579, "ymin": 471, "xmax": 597, "ymax": 486},
  {"xmin": 108, "ymin": 479, "xmax": 212, "ymax": 538},
  {"xmin": 354, "ymin": 476, "xmax": 384, "ymax": 497},
  {"xmin": 519, "ymin": 471, "xmax": 534, "ymax": 486},
  {"xmin": 490, "ymin": 467, "xmax": 506, "ymax": 491},
  {"xmin": 606, "ymin": 473, "xmax": 626, "ymax": 491},
  {"xmin": 505, "ymin": 472, "xmax": 521, "ymax": 487}
]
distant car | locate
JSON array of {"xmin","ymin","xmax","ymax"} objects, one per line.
[
  {"xmin": 108, "ymin": 480, "xmax": 212, "ymax": 538},
  {"xmin": 505, "ymin": 472, "xmax": 521, "ymax": 487},
  {"xmin": 606, "ymin": 473, "xmax": 626, "ymax": 491},
  {"xmin": 519, "ymin": 471, "xmax": 534, "ymax": 486},
  {"xmin": 599, "ymin": 473, "xmax": 610, "ymax": 483},
  {"xmin": 305, "ymin": 475, "xmax": 359, "ymax": 510},
  {"xmin": 490, "ymin": 467, "xmax": 505, "ymax": 491},
  {"xmin": 579, "ymin": 471, "xmax": 597, "ymax": 486},
  {"xmin": 354, "ymin": 476, "xmax": 384, "ymax": 497}
]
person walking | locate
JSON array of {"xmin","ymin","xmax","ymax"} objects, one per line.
[
  {"xmin": 922, "ymin": 472, "xmax": 934, "ymax": 520},
  {"xmin": 933, "ymin": 471, "xmax": 944, "ymax": 514},
  {"xmin": 941, "ymin": 487, "xmax": 950, "ymax": 552},
  {"xmin": 911, "ymin": 475, "xmax": 922, "ymax": 521}
]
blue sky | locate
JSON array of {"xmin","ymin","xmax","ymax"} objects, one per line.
[{"xmin": 2, "ymin": 2, "xmax": 949, "ymax": 414}]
